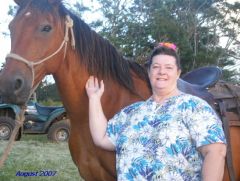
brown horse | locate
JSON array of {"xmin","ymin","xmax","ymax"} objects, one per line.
[{"xmin": 0, "ymin": 0, "xmax": 239, "ymax": 180}]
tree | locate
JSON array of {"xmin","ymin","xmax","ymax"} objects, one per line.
[
  {"xmin": 35, "ymin": 78, "xmax": 61, "ymax": 103},
  {"xmin": 92, "ymin": 0, "xmax": 240, "ymax": 82}
]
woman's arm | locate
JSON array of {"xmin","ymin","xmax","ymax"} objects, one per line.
[
  {"xmin": 85, "ymin": 76, "xmax": 115, "ymax": 151},
  {"xmin": 198, "ymin": 143, "xmax": 226, "ymax": 181}
]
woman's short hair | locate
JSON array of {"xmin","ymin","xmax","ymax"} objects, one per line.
[{"xmin": 145, "ymin": 43, "xmax": 181, "ymax": 70}]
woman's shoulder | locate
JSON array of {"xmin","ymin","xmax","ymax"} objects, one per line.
[
  {"xmin": 179, "ymin": 92, "xmax": 207, "ymax": 102},
  {"xmin": 177, "ymin": 93, "xmax": 211, "ymax": 109},
  {"xmin": 121, "ymin": 101, "xmax": 145, "ymax": 114}
]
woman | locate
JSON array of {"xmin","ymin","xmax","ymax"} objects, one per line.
[{"xmin": 85, "ymin": 43, "xmax": 226, "ymax": 181}]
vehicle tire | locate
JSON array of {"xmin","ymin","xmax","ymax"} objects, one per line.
[
  {"xmin": 0, "ymin": 116, "xmax": 21, "ymax": 140},
  {"xmin": 47, "ymin": 119, "xmax": 70, "ymax": 142}
]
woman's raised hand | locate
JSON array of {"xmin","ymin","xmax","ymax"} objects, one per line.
[{"xmin": 85, "ymin": 76, "xmax": 104, "ymax": 99}]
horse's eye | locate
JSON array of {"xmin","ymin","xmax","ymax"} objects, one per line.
[{"xmin": 41, "ymin": 25, "xmax": 52, "ymax": 32}]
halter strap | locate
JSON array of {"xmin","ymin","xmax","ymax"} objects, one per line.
[{"xmin": 5, "ymin": 15, "xmax": 75, "ymax": 98}]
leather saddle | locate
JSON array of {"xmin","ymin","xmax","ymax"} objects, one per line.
[
  {"xmin": 178, "ymin": 66, "xmax": 222, "ymax": 104},
  {"xmin": 181, "ymin": 66, "xmax": 222, "ymax": 89}
]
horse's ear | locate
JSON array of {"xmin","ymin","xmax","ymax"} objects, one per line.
[{"xmin": 14, "ymin": 0, "xmax": 28, "ymax": 6}]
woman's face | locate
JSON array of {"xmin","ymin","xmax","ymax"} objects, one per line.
[{"xmin": 148, "ymin": 54, "xmax": 181, "ymax": 94}]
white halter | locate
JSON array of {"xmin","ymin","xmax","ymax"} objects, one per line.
[{"xmin": 5, "ymin": 15, "xmax": 75, "ymax": 98}]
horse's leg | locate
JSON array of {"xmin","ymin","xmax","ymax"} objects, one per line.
[{"xmin": 68, "ymin": 125, "xmax": 116, "ymax": 181}]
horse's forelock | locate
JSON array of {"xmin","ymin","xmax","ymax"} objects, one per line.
[{"xmin": 16, "ymin": 0, "xmax": 63, "ymax": 14}]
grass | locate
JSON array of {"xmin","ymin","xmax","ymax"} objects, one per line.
[{"xmin": 0, "ymin": 135, "xmax": 83, "ymax": 181}]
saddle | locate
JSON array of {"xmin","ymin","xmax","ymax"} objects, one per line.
[
  {"xmin": 209, "ymin": 80, "xmax": 240, "ymax": 111},
  {"xmin": 208, "ymin": 81, "xmax": 240, "ymax": 181},
  {"xmin": 178, "ymin": 66, "xmax": 222, "ymax": 104},
  {"xmin": 181, "ymin": 66, "xmax": 222, "ymax": 89}
]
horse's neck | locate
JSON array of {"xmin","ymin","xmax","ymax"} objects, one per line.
[
  {"xmin": 52, "ymin": 54, "xmax": 88, "ymax": 114},
  {"xmin": 53, "ymin": 54, "xmax": 151, "ymax": 120}
]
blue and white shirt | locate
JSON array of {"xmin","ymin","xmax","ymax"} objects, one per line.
[{"xmin": 106, "ymin": 93, "xmax": 226, "ymax": 181}]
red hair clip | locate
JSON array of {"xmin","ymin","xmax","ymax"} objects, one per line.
[{"xmin": 157, "ymin": 42, "xmax": 178, "ymax": 52}]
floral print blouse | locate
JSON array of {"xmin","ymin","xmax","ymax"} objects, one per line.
[{"xmin": 106, "ymin": 93, "xmax": 226, "ymax": 181}]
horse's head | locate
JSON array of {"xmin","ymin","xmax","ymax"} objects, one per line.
[
  {"xmin": 0, "ymin": 0, "xmax": 71, "ymax": 105},
  {"xmin": 0, "ymin": 0, "xmax": 149, "ymax": 106}
]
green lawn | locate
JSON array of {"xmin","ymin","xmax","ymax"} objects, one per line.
[{"xmin": 0, "ymin": 135, "xmax": 83, "ymax": 181}]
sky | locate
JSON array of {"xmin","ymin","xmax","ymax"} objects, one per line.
[
  {"xmin": 0, "ymin": 1, "xmax": 15, "ymax": 63},
  {"xmin": 0, "ymin": 0, "xmax": 238, "ymax": 66}
]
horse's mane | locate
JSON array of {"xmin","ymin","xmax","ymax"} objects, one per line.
[
  {"xmin": 17, "ymin": 0, "xmax": 150, "ymax": 93},
  {"xmin": 60, "ymin": 4, "xmax": 150, "ymax": 93}
]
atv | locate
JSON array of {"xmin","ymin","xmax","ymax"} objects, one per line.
[{"xmin": 0, "ymin": 101, "xmax": 70, "ymax": 142}]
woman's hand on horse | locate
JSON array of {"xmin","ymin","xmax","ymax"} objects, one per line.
[{"xmin": 85, "ymin": 76, "xmax": 104, "ymax": 99}]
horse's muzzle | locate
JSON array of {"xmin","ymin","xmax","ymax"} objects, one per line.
[{"xmin": 0, "ymin": 72, "xmax": 31, "ymax": 105}]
